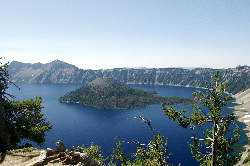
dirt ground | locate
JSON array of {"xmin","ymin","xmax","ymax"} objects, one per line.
[{"xmin": 0, "ymin": 150, "xmax": 65, "ymax": 166}]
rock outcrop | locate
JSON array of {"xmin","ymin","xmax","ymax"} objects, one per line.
[
  {"xmin": 233, "ymin": 88, "xmax": 250, "ymax": 111},
  {"xmin": 28, "ymin": 141, "xmax": 100, "ymax": 166}
]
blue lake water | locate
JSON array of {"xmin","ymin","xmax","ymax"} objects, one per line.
[{"xmin": 6, "ymin": 83, "xmax": 242, "ymax": 165}]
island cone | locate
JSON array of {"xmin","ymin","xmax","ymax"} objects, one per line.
[{"xmin": 89, "ymin": 77, "xmax": 126, "ymax": 89}]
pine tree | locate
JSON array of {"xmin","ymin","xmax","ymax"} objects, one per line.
[
  {"xmin": 0, "ymin": 60, "xmax": 11, "ymax": 152},
  {"xmin": 0, "ymin": 59, "xmax": 52, "ymax": 152},
  {"xmin": 163, "ymin": 71, "xmax": 242, "ymax": 165}
]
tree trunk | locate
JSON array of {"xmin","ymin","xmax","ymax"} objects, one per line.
[
  {"xmin": 0, "ymin": 98, "xmax": 10, "ymax": 152},
  {"xmin": 212, "ymin": 120, "xmax": 218, "ymax": 166}
]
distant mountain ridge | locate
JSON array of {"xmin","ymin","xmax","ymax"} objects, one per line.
[{"xmin": 8, "ymin": 60, "xmax": 250, "ymax": 94}]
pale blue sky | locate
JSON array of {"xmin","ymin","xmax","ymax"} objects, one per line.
[{"xmin": 1, "ymin": 0, "xmax": 250, "ymax": 69}]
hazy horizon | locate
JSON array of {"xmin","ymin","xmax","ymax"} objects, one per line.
[
  {"xmin": 10, "ymin": 59, "xmax": 246, "ymax": 70},
  {"xmin": 1, "ymin": 1, "xmax": 250, "ymax": 69}
]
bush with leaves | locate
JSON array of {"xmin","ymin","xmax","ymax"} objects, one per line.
[
  {"xmin": 163, "ymin": 71, "xmax": 242, "ymax": 166},
  {"xmin": 72, "ymin": 143, "xmax": 106, "ymax": 165}
]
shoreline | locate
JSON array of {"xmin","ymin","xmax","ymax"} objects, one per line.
[
  {"xmin": 232, "ymin": 88, "xmax": 250, "ymax": 140},
  {"xmin": 231, "ymin": 88, "xmax": 250, "ymax": 165}
]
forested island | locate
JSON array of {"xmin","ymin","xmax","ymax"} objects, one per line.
[{"xmin": 59, "ymin": 77, "xmax": 193, "ymax": 109}]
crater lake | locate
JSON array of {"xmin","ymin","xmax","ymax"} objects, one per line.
[{"xmin": 7, "ymin": 82, "xmax": 238, "ymax": 165}]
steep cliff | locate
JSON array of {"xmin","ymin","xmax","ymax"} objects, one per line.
[
  {"xmin": 233, "ymin": 88, "xmax": 250, "ymax": 111},
  {"xmin": 8, "ymin": 60, "xmax": 250, "ymax": 94}
]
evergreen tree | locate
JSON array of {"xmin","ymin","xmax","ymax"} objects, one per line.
[
  {"xmin": 163, "ymin": 71, "xmax": 242, "ymax": 165},
  {"xmin": 0, "ymin": 60, "xmax": 52, "ymax": 152},
  {"xmin": 4, "ymin": 97, "xmax": 52, "ymax": 148},
  {"xmin": 0, "ymin": 60, "xmax": 11, "ymax": 152}
]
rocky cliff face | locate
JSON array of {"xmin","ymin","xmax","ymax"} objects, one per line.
[
  {"xmin": 8, "ymin": 60, "xmax": 82, "ymax": 83},
  {"xmin": 234, "ymin": 88, "xmax": 250, "ymax": 110},
  {"xmin": 8, "ymin": 60, "xmax": 250, "ymax": 94}
]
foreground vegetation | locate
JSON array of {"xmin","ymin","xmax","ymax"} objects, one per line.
[
  {"xmin": 0, "ymin": 60, "xmax": 52, "ymax": 152},
  {"xmin": 164, "ymin": 71, "xmax": 241, "ymax": 165}
]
